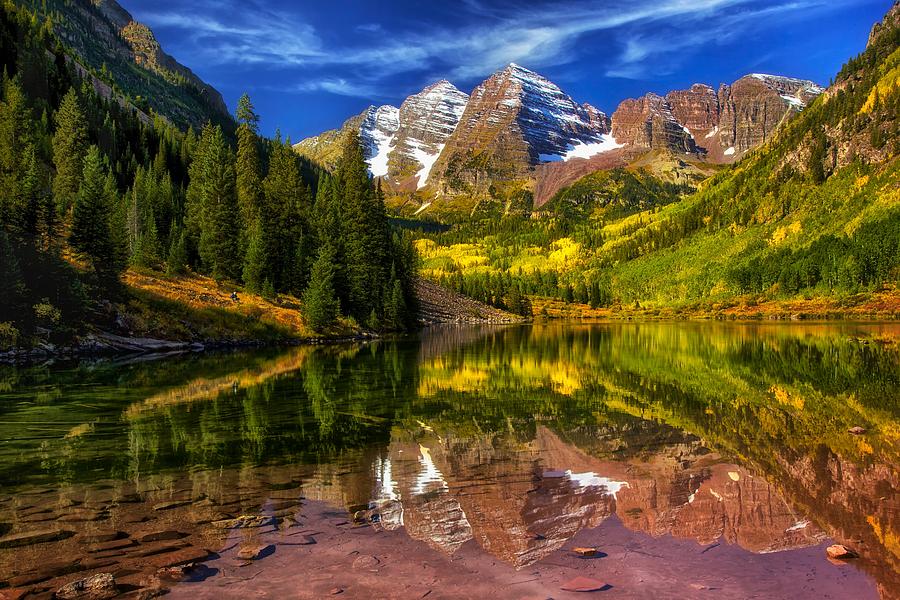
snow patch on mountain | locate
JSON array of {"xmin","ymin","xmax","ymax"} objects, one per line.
[
  {"xmin": 540, "ymin": 134, "xmax": 625, "ymax": 162},
  {"xmin": 412, "ymin": 142, "xmax": 444, "ymax": 189},
  {"xmin": 499, "ymin": 63, "xmax": 611, "ymax": 158},
  {"xmin": 780, "ymin": 94, "xmax": 805, "ymax": 109},
  {"xmin": 563, "ymin": 135, "xmax": 625, "ymax": 160},
  {"xmin": 750, "ymin": 73, "xmax": 825, "ymax": 95}
]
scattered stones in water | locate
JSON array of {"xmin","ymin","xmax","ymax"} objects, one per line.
[
  {"xmin": 560, "ymin": 576, "xmax": 609, "ymax": 592},
  {"xmin": 0, "ymin": 528, "xmax": 75, "ymax": 548},
  {"xmin": 826, "ymin": 544, "xmax": 858, "ymax": 559},
  {"xmin": 78, "ymin": 530, "xmax": 125, "ymax": 544},
  {"xmin": 848, "ymin": 426, "xmax": 867, "ymax": 435},
  {"xmin": 236, "ymin": 543, "xmax": 275, "ymax": 561},
  {"xmin": 54, "ymin": 573, "xmax": 118, "ymax": 600}
]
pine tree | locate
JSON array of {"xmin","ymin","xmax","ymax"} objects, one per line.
[
  {"xmin": 303, "ymin": 244, "xmax": 340, "ymax": 332},
  {"xmin": 166, "ymin": 226, "xmax": 188, "ymax": 276},
  {"xmin": 197, "ymin": 125, "xmax": 240, "ymax": 280},
  {"xmin": 0, "ymin": 76, "xmax": 32, "ymax": 229},
  {"xmin": 71, "ymin": 146, "xmax": 120, "ymax": 283},
  {"xmin": 386, "ymin": 273, "xmax": 407, "ymax": 331},
  {"xmin": 235, "ymin": 94, "xmax": 263, "ymax": 252},
  {"xmin": 52, "ymin": 87, "xmax": 87, "ymax": 212},
  {"xmin": 263, "ymin": 138, "xmax": 309, "ymax": 292},
  {"xmin": 337, "ymin": 132, "xmax": 388, "ymax": 319},
  {"xmin": 242, "ymin": 216, "xmax": 269, "ymax": 293}
]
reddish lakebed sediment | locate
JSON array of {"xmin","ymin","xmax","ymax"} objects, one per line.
[{"xmin": 0, "ymin": 443, "xmax": 885, "ymax": 600}]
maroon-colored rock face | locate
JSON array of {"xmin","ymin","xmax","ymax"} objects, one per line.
[
  {"xmin": 611, "ymin": 93, "xmax": 696, "ymax": 154},
  {"xmin": 667, "ymin": 84, "xmax": 720, "ymax": 133},
  {"xmin": 610, "ymin": 74, "xmax": 823, "ymax": 163}
]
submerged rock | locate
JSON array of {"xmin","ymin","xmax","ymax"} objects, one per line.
[
  {"xmin": 826, "ymin": 544, "xmax": 858, "ymax": 559},
  {"xmin": 54, "ymin": 573, "xmax": 117, "ymax": 599},
  {"xmin": 561, "ymin": 576, "xmax": 609, "ymax": 592},
  {"xmin": 0, "ymin": 528, "xmax": 74, "ymax": 548}
]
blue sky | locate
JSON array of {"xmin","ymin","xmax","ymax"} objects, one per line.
[{"xmin": 126, "ymin": 0, "xmax": 893, "ymax": 140}]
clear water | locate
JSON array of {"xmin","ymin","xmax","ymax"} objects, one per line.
[{"xmin": 0, "ymin": 322, "xmax": 897, "ymax": 598}]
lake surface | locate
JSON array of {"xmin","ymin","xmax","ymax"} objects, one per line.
[{"xmin": 0, "ymin": 322, "xmax": 898, "ymax": 599}]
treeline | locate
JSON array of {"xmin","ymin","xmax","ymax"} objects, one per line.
[
  {"xmin": 436, "ymin": 270, "xmax": 614, "ymax": 315},
  {"xmin": 728, "ymin": 210, "xmax": 900, "ymax": 295},
  {"xmin": 0, "ymin": 1, "xmax": 416, "ymax": 346}
]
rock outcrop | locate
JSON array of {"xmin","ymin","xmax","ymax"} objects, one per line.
[
  {"xmin": 610, "ymin": 74, "xmax": 824, "ymax": 163},
  {"xmin": 611, "ymin": 93, "xmax": 696, "ymax": 153}
]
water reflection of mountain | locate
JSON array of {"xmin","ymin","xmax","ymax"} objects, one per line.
[{"xmin": 0, "ymin": 323, "xmax": 897, "ymax": 597}]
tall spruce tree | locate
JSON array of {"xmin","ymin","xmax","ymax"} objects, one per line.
[
  {"xmin": 0, "ymin": 76, "xmax": 32, "ymax": 229},
  {"xmin": 51, "ymin": 87, "xmax": 87, "ymax": 213},
  {"xmin": 70, "ymin": 146, "xmax": 120, "ymax": 284},
  {"xmin": 235, "ymin": 94, "xmax": 263, "ymax": 253},
  {"xmin": 197, "ymin": 125, "xmax": 240, "ymax": 280},
  {"xmin": 242, "ymin": 216, "xmax": 270, "ymax": 293},
  {"xmin": 303, "ymin": 243, "xmax": 339, "ymax": 332},
  {"xmin": 337, "ymin": 132, "xmax": 388, "ymax": 320},
  {"xmin": 263, "ymin": 138, "xmax": 310, "ymax": 293}
]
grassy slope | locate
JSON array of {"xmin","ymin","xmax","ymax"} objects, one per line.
[{"xmin": 119, "ymin": 270, "xmax": 360, "ymax": 342}]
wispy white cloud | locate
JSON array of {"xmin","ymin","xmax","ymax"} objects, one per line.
[
  {"xmin": 138, "ymin": 0, "xmax": 857, "ymax": 97},
  {"xmin": 286, "ymin": 78, "xmax": 379, "ymax": 97}
]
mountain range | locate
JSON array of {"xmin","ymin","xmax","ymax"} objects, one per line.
[{"xmin": 294, "ymin": 64, "xmax": 825, "ymax": 214}]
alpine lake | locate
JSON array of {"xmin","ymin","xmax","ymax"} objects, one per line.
[{"xmin": 0, "ymin": 322, "xmax": 897, "ymax": 599}]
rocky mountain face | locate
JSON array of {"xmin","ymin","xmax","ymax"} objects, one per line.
[
  {"xmin": 611, "ymin": 92, "xmax": 696, "ymax": 153},
  {"xmin": 294, "ymin": 80, "xmax": 469, "ymax": 190},
  {"xmin": 294, "ymin": 64, "xmax": 614, "ymax": 197},
  {"xmin": 35, "ymin": 0, "xmax": 229, "ymax": 128},
  {"xmin": 428, "ymin": 64, "xmax": 613, "ymax": 198},
  {"xmin": 388, "ymin": 81, "xmax": 469, "ymax": 190},
  {"xmin": 612, "ymin": 74, "xmax": 824, "ymax": 162}
]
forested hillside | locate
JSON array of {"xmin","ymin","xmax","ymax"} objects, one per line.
[
  {"xmin": 0, "ymin": 1, "xmax": 417, "ymax": 351},
  {"xmin": 415, "ymin": 4, "xmax": 900, "ymax": 318}
]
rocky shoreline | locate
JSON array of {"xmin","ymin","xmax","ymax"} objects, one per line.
[{"xmin": 0, "ymin": 331, "xmax": 378, "ymax": 366}]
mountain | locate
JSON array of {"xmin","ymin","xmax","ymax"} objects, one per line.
[
  {"xmin": 21, "ymin": 0, "xmax": 230, "ymax": 129},
  {"xmin": 295, "ymin": 63, "xmax": 823, "ymax": 217},
  {"xmin": 294, "ymin": 80, "xmax": 469, "ymax": 190},
  {"xmin": 426, "ymin": 63, "xmax": 613, "ymax": 198},
  {"xmin": 535, "ymin": 73, "xmax": 825, "ymax": 206},
  {"xmin": 388, "ymin": 80, "xmax": 469, "ymax": 190}
]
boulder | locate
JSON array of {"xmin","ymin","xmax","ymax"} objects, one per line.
[
  {"xmin": 54, "ymin": 573, "xmax": 117, "ymax": 600},
  {"xmin": 826, "ymin": 544, "xmax": 858, "ymax": 559}
]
